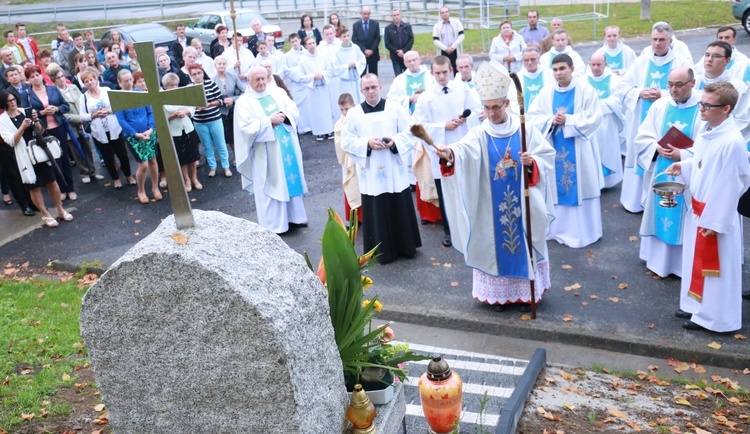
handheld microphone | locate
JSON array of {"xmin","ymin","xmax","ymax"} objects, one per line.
[{"xmin": 459, "ymin": 109, "xmax": 471, "ymax": 119}]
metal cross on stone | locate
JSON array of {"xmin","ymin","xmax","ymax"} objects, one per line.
[{"xmin": 108, "ymin": 41, "xmax": 207, "ymax": 229}]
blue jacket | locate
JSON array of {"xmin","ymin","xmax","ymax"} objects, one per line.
[
  {"xmin": 115, "ymin": 94, "xmax": 155, "ymax": 138},
  {"xmin": 28, "ymin": 85, "xmax": 70, "ymax": 130}
]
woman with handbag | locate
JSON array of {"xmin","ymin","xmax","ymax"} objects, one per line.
[
  {"xmin": 27, "ymin": 65, "xmax": 79, "ymax": 200},
  {"xmin": 114, "ymin": 69, "xmax": 162, "ymax": 204},
  {"xmin": 78, "ymin": 67, "xmax": 135, "ymax": 189},
  {"xmin": 51, "ymin": 66, "xmax": 103, "ymax": 184},
  {"xmin": 0, "ymin": 89, "xmax": 72, "ymax": 227}
]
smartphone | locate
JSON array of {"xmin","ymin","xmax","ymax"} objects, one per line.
[{"xmin": 24, "ymin": 108, "xmax": 32, "ymax": 119}]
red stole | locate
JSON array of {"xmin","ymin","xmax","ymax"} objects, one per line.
[{"xmin": 689, "ymin": 197, "xmax": 720, "ymax": 301}]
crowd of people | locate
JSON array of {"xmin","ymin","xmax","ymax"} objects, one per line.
[{"xmin": 1, "ymin": 9, "xmax": 749, "ymax": 334}]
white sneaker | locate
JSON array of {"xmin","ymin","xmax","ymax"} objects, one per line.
[
  {"xmin": 81, "ymin": 176, "xmax": 91, "ymax": 184},
  {"xmin": 93, "ymin": 174, "xmax": 105, "ymax": 180}
]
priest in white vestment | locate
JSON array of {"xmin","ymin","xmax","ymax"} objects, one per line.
[
  {"xmin": 539, "ymin": 30, "xmax": 585, "ymax": 77},
  {"xmin": 341, "ymin": 73, "xmax": 422, "ymax": 264},
  {"xmin": 665, "ymin": 82, "xmax": 750, "ymax": 333},
  {"xmin": 528, "ymin": 53, "xmax": 603, "ymax": 248},
  {"xmin": 518, "ymin": 47, "xmax": 554, "ymax": 112},
  {"xmin": 333, "ymin": 28, "xmax": 366, "ymax": 105},
  {"xmin": 435, "ymin": 60, "xmax": 555, "ymax": 311},
  {"xmin": 587, "ymin": 53, "xmax": 625, "ymax": 188},
  {"xmin": 234, "ymin": 67, "xmax": 309, "ymax": 234},
  {"xmin": 635, "ymin": 67, "xmax": 701, "ymax": 278},
  {"xmin": 412, "ymin": 55, "xmax": 482, "ymax": 247},
  {"xmin": 694, "ymin": 41, "xmax": 750, "ymax": 146},
  {"xmin": 297, "ymin": 36, "xmax": 335, "ymax": 140},
  {"xmin": 594, "ymin": 25, "xmax": 636, "ymax": 76},
  {"xmin": 283, "ymin": 34, "xmax": 311, "ymax": 134},
  {"xmin": 618, "ymin": 22, "xmax": 692, "ymax": 213},
  {"xmin": 694, "ymin": 26, "xmax": 747, "ymax": 77},
  {"xmin": 386, "ymin": 50, "xmax": 436, "ymax": 114}
]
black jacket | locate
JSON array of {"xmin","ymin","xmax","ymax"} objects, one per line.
[
  {"xmin": 171, "ymin": 36, "xmax": 193, "ymax": 67},
  {"xmin": 383, "ymin": 22, "xmax": 414, "ymax": 56},
  {"xmin": 352, "ymin": 20, "xmax": 380, "ymax": 55}
]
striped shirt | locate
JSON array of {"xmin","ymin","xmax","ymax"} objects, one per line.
[{"xmin": 193, "ymin": 79, "xmax": 222, "ymax": 124}]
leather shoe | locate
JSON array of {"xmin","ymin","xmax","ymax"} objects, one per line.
[
  {"xmin": 23, "ymin": 207, "xmax": 36, "ymax": 216},
  {"xmin": 743, "ymin": 291, "xmax": 750, "ymax": 300},
  {"xmin": 442, "ymin": 234, "xmax": 452, "ymax": 247},
  {"xmin": 519, "ymin": 304, "xmax": 532, "ymax": 313},
  {"xmin": 674, "ymin": 309, "xmax": 692, "ymax": 319},
  {"xmin": 682, "ymin": 320, "xmax": 707, "ymax": 331}
]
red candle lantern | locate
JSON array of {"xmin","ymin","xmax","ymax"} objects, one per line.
[{"xmin": 418, "ymin": 356, "xmax": 463, "ymax": 433}]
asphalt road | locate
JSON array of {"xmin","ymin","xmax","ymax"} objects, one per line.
[{"xmin": 1, "ymin": 26, "xmax": 749, "ymax": 368}]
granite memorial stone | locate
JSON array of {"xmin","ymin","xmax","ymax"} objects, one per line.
[{"xmin": 80, "ymin": 210, "xmax": 348, "ymax": 433}]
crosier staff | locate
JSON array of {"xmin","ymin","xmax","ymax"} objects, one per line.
[
  {"xmin": 229, "ymin": 0, "xmax": 241, "ymax": 74},
  {"xmin": 509, "ymin": 71, "xmax": 537, "ymax": 319}
]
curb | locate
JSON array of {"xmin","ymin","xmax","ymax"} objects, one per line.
[
  {"xmin": 496, "ymin": 348, "xmax": 546, "ymax": 434},
  {"xmin": 376, "ymin": 307, "xmax": 750, "ymax": 370}
]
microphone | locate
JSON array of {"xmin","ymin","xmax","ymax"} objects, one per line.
[{"xmin": 459, "ymin": 109, "xmax": 471, "ymax": 119}]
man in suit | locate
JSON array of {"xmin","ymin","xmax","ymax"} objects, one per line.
[
  {"xmin": 171, "ymin": 23, "xmax": 192, "ymax": 67},
  {"xmin": 432, "ymin": 6, "xmax": 464, "ymax": 72},
  {"xmin": 384, "ymin": 8, "xmax": 413, "ymax": 76},
  {"xmin": 0, "ymin": 49, "xmax": 18, "ymax": 90},
  {"xmin": 66, "ymin": 33, "xmax": 88, "ymax": 76},
  {"xmin": 247, "ymin": 20, "xmax": 266, "ymax": 57},
  {"xmin": 352, "ymin": 6, "xmax": 380, "ymax": 76}
]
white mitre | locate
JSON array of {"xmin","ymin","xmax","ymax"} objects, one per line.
[{"xmin": 474, "ymin": 60, "xmax": 511, "ymax": 101}]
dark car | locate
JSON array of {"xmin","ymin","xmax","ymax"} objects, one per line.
[{"xmin": 101, "ymin": 23, "xmax": 178, "ymax": 53}]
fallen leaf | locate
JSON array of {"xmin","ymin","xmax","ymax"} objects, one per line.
[
  {"xmin": 21, "ymin": 413, "xmax": 35, "ymax": 421},
  {"xmin": 20, "ymin": 368, "xmax": 31, "ymax": 375},
  {"xmin": 734, "ymin": 334, "xmax": 747, "ymax": 340},
  {"xmin": 675, "ymin": 398, "xmax": 692, "ymax": 407},
  {"xmin": 608, "ymin": 297, "xmax": 620, "ymax": 303},
  {"xmin": 694, "ymin": 428, "xmax": 711, "ymax": 434},
  {"xmin": 560, "ymin": 371, "xmax": 573, "ymax": 381},
  {"xmin": 91, "ymin": 430, "xmax": 104, "ymax": 434},
  {"xmin": 62, "ymin": 373, "xmax": 70, "ymax": 381},
  {"xmin": 693, "ymin": 364, "xmax": 706, "ymax": 374},
  {"xmin": 629, "ymin": 236, "xmax": 638, "ymax": 242},
  {"xmin": 648, "ymin": 324, "xmax": 655, "ymax": 329},
  {"xmin": 539, "ymin": 386, "xmax": 549, "ymax": 392},
  {"xmin": 648, "ymin": 365, "xmax": 658, "ymax": 371},
  {"xmin": 1, "ymin": 376, "xmax": 8, "ymax": 386},
  {"xmin": 561, "ymin": 264, "xmax": 572, "ymax": 269},
  {"xmin": 618, "ymin": 283, "xmax": 628, "ymax": 289},
  {"xmin": 134, "ymin": 219, "xmax": 141, "ymax": 223},
  {"xmin": 707, "ymin": 342, "xmax": 722, "ymax": 350},
  {"xmin": 581, "ymin": 302, "xmax": 589, "ymax": 306},
  {"xmin": 450, "ymin": 282, "xmax": 459, "ymax": 287},
  {"xmin": 609, "ymin": 408, "xmax": 628, "ymax": 419},
  {"xmin": 431, "ymin": 262, "xmax": 440, "ymax": 266},
  {"xmin": 170, "ymin": 233, "xmax": 189, "ymax": 245},
  {"xmin": 536, "ymin": 406, "xmax": 548, "ymax": 415},
  {"xmin": 562, "ymin": 314, "xmax": 573, "ymax": 322},
  {"xmin": 520, "ymin": 314, "xmax": 532, "ymax": 321},
  {"xmin": 744, "ymin": 368, "xmax": 750, "ymax": 375},
  {"xmin": 650, "ymin": 397, "xmax": 662, "ymax": 401},
  {"xmin": 94, "ymin": 404, "xmax": 105, "ymax": 412},
  {"xmin": 563, "ymin": 403, "xmax": 576, "ymax": 411},
  {"xmin": 40, "ymin": 408, "xmax": 49, "ymax": 417},
  {"xmin": 545, "ymin": 377, "xmax": 557, "ymax": 384},
  {"xmin": 190, "ymin": 198, "xmax": 196, "ymax": 202},
  {"xmin": 542, "ymin": 412, "xmax": 561, "ymax": 421},
  {"xmin": 37, "ymin": 291, "xmax": 44, "ymax": 298},
  {"xmin": 570, "ymin": 283, "xmax": 581, "ymax": 290},
  {"xmin": 589, "ymin": 295, "xmax": 598, "ymax": 299},
  {"xmin": 626, "ymin": 420, "xmax": 642, "ymax": 431},
  {"xmin": 442, "ymin": 263, "xmax": 452, "ymax": 268},
  {"xmin": 134, "ymin": 232, "xmax": 140, "ymax": 236}
]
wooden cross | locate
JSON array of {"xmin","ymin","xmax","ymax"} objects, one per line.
[{"xmin": 108, "ymin": 41, "xmax": 207, "ymax": 229}]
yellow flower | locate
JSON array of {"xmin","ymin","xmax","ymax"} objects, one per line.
[
  {"xmin": 361, "ymin": 276, "xmax": 373, "ymax": 289},
  {"xmin": 362, "ymin": 299, "xmax": 382, "ymax": 312}
]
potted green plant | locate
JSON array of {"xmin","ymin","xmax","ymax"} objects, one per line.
[{"xmin": 305, "ymin": 209, "xmax": 430, "ymax": 404}]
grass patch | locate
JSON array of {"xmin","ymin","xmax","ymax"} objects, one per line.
[
  {"xmin": 411, "ymin": 0, "xmax": 734, "ymax": 55},
  {"xmin": 0, "ymin": 277, "xmax": 89, "ymax": 430}
]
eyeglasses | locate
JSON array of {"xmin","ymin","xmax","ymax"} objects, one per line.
[
  {"xmin": 704, "ymin": 53, "xmax": 728, "ymax": 60},
  {"xmin": 697, "ymin": 102, "xmax": 726, "ymax": 111},
  {"xmin": 667, "ymin": 81, "xmax": 690, "ymax": 88},
  {"xmin": 6, "ymin": 97, "xmax": 16, "ymax": 103}
]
